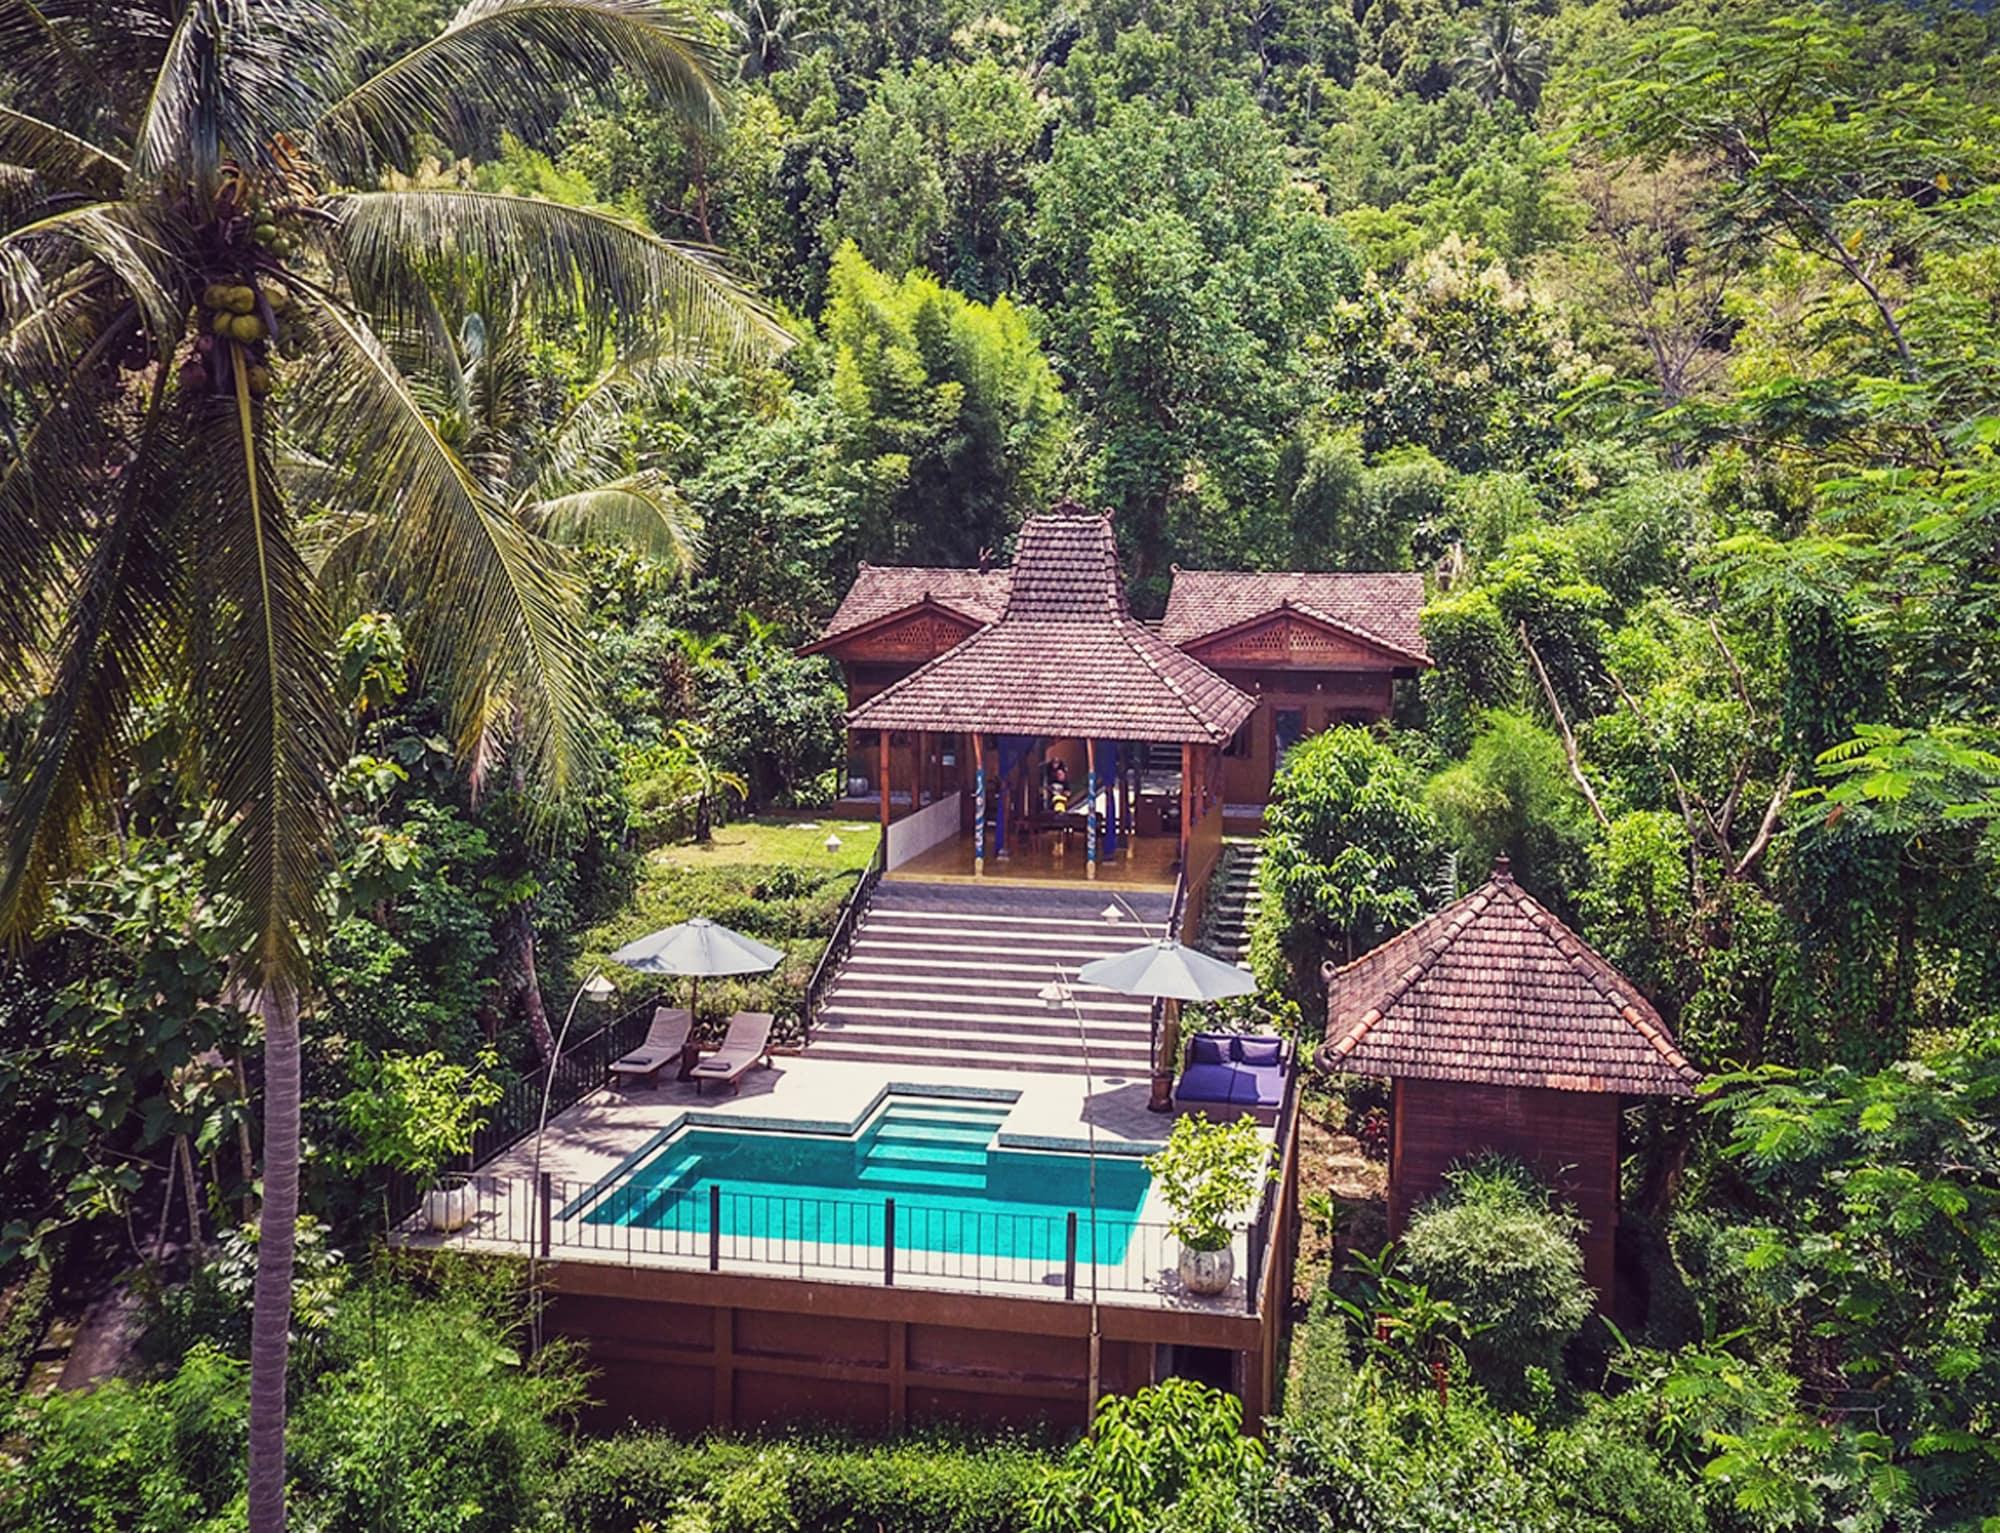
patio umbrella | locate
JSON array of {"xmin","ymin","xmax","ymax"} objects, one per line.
[
  {"xmin": 1076, "ymin": 937, "xmax": 1259, "ymax": 1002},
  {"xmin": 609, "ymin": 917, "xmax": 785, "ymax": 1020},
  {"xmin": 1078, "ymin": 937, "xmax": 1257, "ymax": 1111}
]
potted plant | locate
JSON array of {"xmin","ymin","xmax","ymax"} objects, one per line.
[
  {"xmin": 338, "ymin": 1048, "xmax": 503, "ymax": 1233},
  {"xmin": 1144, "ymin": 1113, "xmax": 1269, "ymax": 1296}
]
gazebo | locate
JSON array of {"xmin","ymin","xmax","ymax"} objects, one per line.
[
  {"xmin": 1317, "ymin": 857, "xmax": 1698, "ymax": 1308},
  {"xmin": 839, "ymin": 509, "xmax": 1255, "ymax": 887}
]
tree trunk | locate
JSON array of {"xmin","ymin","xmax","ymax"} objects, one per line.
[
  {"xmin": 247, "ymin": 978, "xmax": 301, "ymax": 1533},
  {"xmin": 508, "ymin": 904, "xmax": 557, "ymax": 1063}
]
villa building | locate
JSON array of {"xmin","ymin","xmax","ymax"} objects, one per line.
[{"xmin": 803, "ymin": 507, "xmax": 1429, "ymax": 841}]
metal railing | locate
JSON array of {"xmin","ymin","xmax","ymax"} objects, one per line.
[
  {"xmin": 407, "ymin": 1172, "xmax": 1264, "ymax": 1307},
  {"xmin": 1244, "ymin": 1056, "xmax": 1303, "ymax": 1314},
  {"xmin": 798, "ymin": 837, "xmax": 885, "ymax": 1044}
]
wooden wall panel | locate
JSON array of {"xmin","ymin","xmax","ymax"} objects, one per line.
[
  {"xmin": 735, "ymin": 1371, "xmax": 891, "ymax": 1433},
  {"xmin": 1389, "ymin": 1079, "xmax": 1621, "ymax": 1307},
  {"xmin": 736, "ymin": 1308, "xmax": 887, "ymax": 1365},
  {"xmin": 908, "ymin": 1322, "xmax": 1080, "ymax": 1382}
]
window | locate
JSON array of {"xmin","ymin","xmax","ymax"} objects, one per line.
[{"xmin": 1274, "ymin": 707, "xmax": 1306, "ymax": 760}]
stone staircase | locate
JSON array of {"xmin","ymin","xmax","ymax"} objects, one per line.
[
  {"xmin": 809, "ymin": 880, "xmax": 1174, "ymax": 1076},
  {"xmin": 1205, "ymin": 842, "xmax": 1265, "ymax": 968}
]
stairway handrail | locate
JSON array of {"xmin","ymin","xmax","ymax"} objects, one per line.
[{"xmin": 802, "ymin": 834, "xmax": 886, "ymax": 1046}]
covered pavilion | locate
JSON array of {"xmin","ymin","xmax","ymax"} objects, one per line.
[
  {"xmin": 1318, "ymin": 857, "xmax": 1699, "ymax": 1311},
  {"xmin": 835, "ymin": 510, "xmax": 1255, "ymax": 895}
]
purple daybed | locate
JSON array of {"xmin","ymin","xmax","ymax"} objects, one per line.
[{"xmin": 1173, "ymin": 1032, "xmax": 1291, "ymax": 1124}]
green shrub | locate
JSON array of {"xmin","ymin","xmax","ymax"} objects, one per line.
[
  {"xmin": 1027, "ymin": 1381, "xmax": 1262, "ymax": 1533},
  {"xmin": 1399, "ymin": 1158, "xmax": 1592, "ymax": 1401},
  {"xmin": 547, "ymin": 1434, "xmax": 1047, "ymax": 1533},
  {"xmin": 0, "ymin": 1343, "xmax": 248, "ymax": 1533}
]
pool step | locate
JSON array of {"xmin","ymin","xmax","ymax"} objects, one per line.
[
  {"xmin": 870, "ymin": 1119, "xmax": 999, "ymax": 1146},
  {"xmin": 864, "ymin": 1141, "xmax": 989, "ymax": 1169},
  {"xmin": 856, "ymin": 1163, "xmax": 987, "ymax": 1192}
]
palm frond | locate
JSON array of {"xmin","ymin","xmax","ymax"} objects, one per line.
[
  {"xmin": 0, "ymin": 0, "xmax": 101, "ymax": 129},
  {"xmin": 0, "ymin": 368, "xmax": 182, "ymax": 941},
  {"xmin": 0, "ymin": 106, "xmax": 126, "ymax": 197},
  {"xmin": 525, "ymin": 471, "xmax": 702, "ymax": 572},
  {"xmin": 315, "ymin": 0, "xmax": 725, "ymax": 175},
  {"xmin": 0, "ymin": 199, "xmax": 184, "ymax": 339},
  {"xmin": 281, "ymin": 284, "xmax": 594, "ymax": 794},
  {"xmin": 128, "ymin": 0, "xmax": 344, "ymax": 193},
  {"xmin": 329, "ymin": 188, "xmax": 791, "ymax": 366},
  {"xmin": 0, "ymin": 300, "xmax": 146, "ymax": 690},
  {"xmin": 180, "ymin": 348, "xmax": 341, "ymax": 982},
  {"xmin": 534, "ymin": 335, "xmax": 709, "ymax": 491}
]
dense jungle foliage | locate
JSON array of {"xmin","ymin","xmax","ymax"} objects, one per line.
[{"xmin": 2, "ymin": 0, "xmax": 1998, "ymax": 1527}]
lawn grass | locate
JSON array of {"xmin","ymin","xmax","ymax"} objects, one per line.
[{"xmin": 649, "ymin": 814, "xmax": 880, "ymax": 873}]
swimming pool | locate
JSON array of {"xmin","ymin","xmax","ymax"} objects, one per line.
[{"xmin": 573, "ymin": 1095, "xmax": 1153, "ymax": 1264}]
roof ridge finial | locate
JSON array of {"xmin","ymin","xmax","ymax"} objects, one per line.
[{"xmin": 1492, "ymin": 854, "xmax": 1514, "ymax": 882}]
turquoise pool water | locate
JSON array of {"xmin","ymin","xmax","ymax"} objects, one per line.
[{"xmin": 577, "ymin": 1097, "xmax": 1151, "ymax": 1263}]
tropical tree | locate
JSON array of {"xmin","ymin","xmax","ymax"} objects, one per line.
[
  {"xmin": 0, "ymin": 2, "xmax": 784, "ymax": 1526},
  {"xmin": 1454, "ymin": 8, "xmax": 1549, "ymax": 112}
]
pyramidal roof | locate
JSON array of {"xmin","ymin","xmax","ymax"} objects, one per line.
[
  {"xmin": 844, "ymin": 511, "xmax": 1256, "ymax": 744},
  {"xmin": 1318, "ymin": 858, "xmax": 1699, "ymax": 1097}
]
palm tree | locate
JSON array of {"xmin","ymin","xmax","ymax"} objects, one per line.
[
  {"xmin": 0, "ymin": 3, "xmax": 786, "ymax": 1526},
  {"xmin": 1455, "ymin": 8, "xmax": 1550, "ymax": 112}
]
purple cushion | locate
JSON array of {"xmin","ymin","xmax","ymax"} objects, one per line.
[
  {"xmin": 1177, "ymin": 1063, "xmax": 1236, "ymax": 1103},
  {"xmin": 1229, "ymin": 1067, "xmax": 1284, "ymax": 1108},
  {"xmin": 1237, "ymin": 1037, "xmax": 1282, "ymax": 1068},
  {"xmin": 1189, "ymin": 1035, "xmax": 1228, "ymax": 1065}
]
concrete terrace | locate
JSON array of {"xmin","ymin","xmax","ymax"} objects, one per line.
[{"xmin": 404, "ymin": 1053, "xmax": 1275, "ymax": 1316}]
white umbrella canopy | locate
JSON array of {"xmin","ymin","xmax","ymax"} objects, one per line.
[
  {"xmin": 608, "ymin": 917, "xmax": 785, "ymax": 1021},
  {"xmin": 609, "ymin": 917, "xmax": 785, "ymax": 977},
  {"xmin": 1076, "ymin": 938, "xmax": 1259, "ymax": 1002}
]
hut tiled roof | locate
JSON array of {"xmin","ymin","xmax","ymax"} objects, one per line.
[
  {"xmin": 845, "ymin": 513, "xmax": 1257, "ymax": 744},
  {"xmin": 1318, "ymin": 858, "xmax": 1698, "ymax": 1097},
  {"xmin": 810, "ymin": 564, "xmax": 1011, "ymax": 647},
  {"xmin": 1162, "ymin": 570, "xmax": 1431, "ymax": 665}
]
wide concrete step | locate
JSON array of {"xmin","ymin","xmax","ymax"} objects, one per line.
[
  {"xmin": 864, "ymin": 908, "xmax": 1163, "ymax": 932},
  {"xmin": 813, "ymin": 1015, "xmax": 1150, "ymax": 1055},
  {"xmin": 807, "ymin": 1040, "xmax": 1119, "ymax": 1077},
  {"xmin": 835, "ymin": 963, "xmax": 1157, "ymax": 996},
  {"xmin": 825, "ymin": 987, "xmax": 1147, "ymax": 1019},
  {"xmin": 855, "ymin": 921, "xmax": 1146, "ymax": 951},
  {"xmin": 858, "ymin": 1163, "xmax": 985, "ymax": 1192}
]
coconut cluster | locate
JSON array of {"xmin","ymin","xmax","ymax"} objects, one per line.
[{"xmin": 183, "ymin": 277, "xmax": 289, "ymax": 398}]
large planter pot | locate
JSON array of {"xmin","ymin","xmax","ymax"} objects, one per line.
[
  {"xmin": 1178, "ymin": 1241, "xmax": 1234, "ymax": 1296},
  {"xmin": 424, "ymin": 1178, "xmax": 476, "ymax": 1234}
]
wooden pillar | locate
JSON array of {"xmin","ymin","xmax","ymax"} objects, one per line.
[
  {"xmin": 1085, "ymin": 738, "xmax": 1098, "ymax": 880},
  {"xmin": 878, "ymin": 730, "xmax": 890, "ymax": 839},
  {"xmin": 916, "ymin": 729, "xmax": 928, "ymax": 807},
  {"xmin": 1179, "ymin": 741, "xmax": 1193, "ymax": 871},
  {"xmin": 972, "ymin": 733, "xmax": 986, "ymax": 876}
]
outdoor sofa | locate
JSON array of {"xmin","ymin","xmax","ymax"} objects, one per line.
[{"xmin": 1173, "ymin": 1032, "xmax": 1291, "ymax": 1124}]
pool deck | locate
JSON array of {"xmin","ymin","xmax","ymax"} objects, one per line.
[{"xmin": 407, "ymin": 1054, "xmax": 1278, "ymax": 1317}]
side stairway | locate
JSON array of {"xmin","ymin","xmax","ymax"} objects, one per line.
[
  {"xmin": 1205, "ymin": 841, "xmax": 1264, "ymax": 969},
  {"xmin": 810, "ymin": 880, "xmax": 1174, "ymax": 1076}
]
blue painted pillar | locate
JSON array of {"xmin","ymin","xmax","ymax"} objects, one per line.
[
  {"xmin": 1086, "ymin": 739, "xmax": 1099, "ymax": 880},
  {"xmin": 972, "ymin": 733, "xmax": 986, "ymax": 876}
]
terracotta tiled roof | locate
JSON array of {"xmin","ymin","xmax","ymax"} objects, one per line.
[
  {"xmin": 811, "ymin": 564, "xmax": 1011, "ymax": 647},
  {"xmin": 1317, "ymin": 858, "xmax": 1698, "ymax": 1097},
  {"xmin": 845, "ymin": 513, "xmax": 1256, "ymax": 743},
  {"xmin": 1162, "ymin": 571, "xmax": 1430, "ymax": 664}
]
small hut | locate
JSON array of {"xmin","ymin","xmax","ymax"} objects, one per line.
[{"xmin": 1317, "ymin": 857, "xmax": 1698, "ymax": 1309}]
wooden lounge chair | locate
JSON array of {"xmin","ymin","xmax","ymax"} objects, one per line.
[
  {"xmin": 688, "ymin": 1012, "xmax": 775, "ymax": 1096},
  {"xmin": 608, "ymin": 1007, "xmax": 693, "ymax": 1088}
]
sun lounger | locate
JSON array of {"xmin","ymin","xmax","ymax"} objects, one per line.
[
  {"xmin": 688, "ymin": 1012, "xmax": 774, "ymax": 1095},
  {"xmin": 608, "ymin": 1007, "xmax": 693, "ymax": 1087}
]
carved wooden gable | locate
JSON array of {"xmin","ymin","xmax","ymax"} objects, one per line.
[
  {"xmin": 826, "ymin": 604, "xmax": 981, "ymax": 665},
  {"xmin": 1188, "ymin": 611, "xmax": 1405, "ymax": 671}
]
